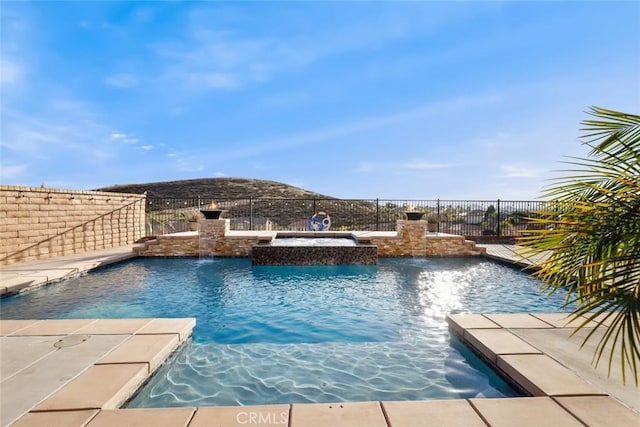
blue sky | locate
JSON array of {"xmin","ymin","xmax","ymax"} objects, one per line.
[{"xmin": 1, "ymin": 1, "xmax": 639, "ymax": 199}]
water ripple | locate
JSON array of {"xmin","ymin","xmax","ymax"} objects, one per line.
[{"xmin": 128, "ymin": 336, "xmax": 516, "ymax": 408}]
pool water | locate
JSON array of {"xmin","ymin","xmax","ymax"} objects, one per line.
[{"xmin": 0, "ymin": 257, "xmax": 569, "ymax": 406}]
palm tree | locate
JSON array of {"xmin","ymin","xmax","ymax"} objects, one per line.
[{"xmin": 519, "ymin": 106, "xmax": 640, "ymax": 385}]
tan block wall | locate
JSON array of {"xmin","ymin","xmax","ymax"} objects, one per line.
[
  {"xmin": 134, "ymin": 219, "xmax": 485, "ymax": 258},
  {"xmin": 0, "ymin": 185, "xmax": 146, "ymax": 265}
]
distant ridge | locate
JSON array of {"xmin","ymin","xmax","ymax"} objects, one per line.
[{"xmin": 96, "ymin": 177, "xmax": 334, "ymax": 199}]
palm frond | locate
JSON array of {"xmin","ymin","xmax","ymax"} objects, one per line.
[{"xmin": 519, "ymin": 106, "xmax": 640, "ymax": 385}]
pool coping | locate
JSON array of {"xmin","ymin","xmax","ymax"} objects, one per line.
[
  {"xmin": 1, "ymin": 247, "xmax": 639, "ymax": 426},
  {"xmin": 447, "ymin": 314, "xmax": 640, "ymax": 413}
]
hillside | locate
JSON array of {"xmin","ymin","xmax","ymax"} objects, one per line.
[{"xmin": 97, "ymin": 177, "xmax": 333, "ymax": 199}]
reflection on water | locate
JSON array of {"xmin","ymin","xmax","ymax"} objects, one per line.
[{"xmin": 1, "ymin": 257, "xmax": 569, "ymax": 343}]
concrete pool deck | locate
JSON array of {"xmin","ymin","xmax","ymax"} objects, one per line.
[
  {"xmin": 0, "ymin": 246, "xmax": 137, "ymax": 297},
  {"xmin": 1, "ymin": 318, "xmax": 196, "ymax": 426},
  {"xmin": 478, "ymin": 243, "xmax": 551, "ymax": 269},
  {"xmin": 1, "ymin": 245, "xmax": 639, "ymax": 426}
]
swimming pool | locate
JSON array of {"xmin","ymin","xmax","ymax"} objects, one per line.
[{"xmin": 0, "ymin": 257, "xmax": 569, "ymax": 406}]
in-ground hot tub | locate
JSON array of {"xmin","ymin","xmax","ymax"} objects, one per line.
[{"xmin": 251, "ymin": 233, "xmax": 377, "ymax": 265}]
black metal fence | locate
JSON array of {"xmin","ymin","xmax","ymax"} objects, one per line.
[{"xmin": 145, "ymin": 198, "xmax": 552, "ymax": 240}]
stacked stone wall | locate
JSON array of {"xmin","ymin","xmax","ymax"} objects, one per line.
[
  {"xmin": 199, "ymin": 219, "xmax": 230, "ymax": 256},
  {"xmin": 369, "ymin": 220, "xmax": 427, "ymax": 256},
  {"xmin": 135, "ymin": 219, "xmax": 485, "ymax": 258},
  {"xmin": 0, "ymin": 185, "xmax": 145, "ymax": 265},
  {"xmin": 370, "ymin": 220, "xmax": 485, "ymax": 257},
  {"xmin": 212, "ymin": 237, "xmax": 260, "ymax": 256},
  {"xmin": 424, "ymin": 235, "xmax": 485, "ymax": 256},
  {"xmin": 135, "ymin": 220, "xmax": 265, "ymax": 257},
  {"xmin": 134, "ymin": 235, "xmax": 200, "ymax": 257}
]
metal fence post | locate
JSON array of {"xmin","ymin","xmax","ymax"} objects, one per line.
[
  {"xmin": 249, "ymin": 198, "xmax": 253, "ymax": 231},
  {"xmin": 497, "ymin": 199, "xmax": 501, "ymax": 236},
  {"xmin": 376, "ymin": 198, "xmax": 379, "ymax": 231},
  {"xmin": 437, "ymin": 199, "xmax": 441, "ymax": 233}
]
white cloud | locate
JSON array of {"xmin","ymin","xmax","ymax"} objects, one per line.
[
  {"xmin": 203, "ymin": 93, "xmax": 502, "ymax": 162},
  {"xmin": 0, "ymin": 164, "xmax": 27, "ymax": 180},
  {"xmin": 402, "ymin": 160, "xmax": 452, "ymax": 170},
  {"xmin": 500, "ymin": 164, "xmax": 546, "ymax": 178},
  {"xmin": 1, "ymin": 109, "xmax": 91, "ymax": 156},
  {"xmin": 354, "ymin": 159, "xmax": 455, "ymax": 175},
  {"xmin": 0, "ymin": 126, "xmax": 58, "ymax": 152},
  {"xmin": 104, "ymin": 73, "xmax": 138, "ymax": 88},
  {"xmin": 1, "ymin": 8, "xmax": 30, "ymax": 88},
  {"xmin": 152, "ymin": 32, "xmax": 269, "ymax": 90},
  {"xmin": 110, "ymin": 132, "xmax": 139, "ymax": 144},
  {"xmin": 137, "ymin": 145, "xmax": 153, "ymax": 151},
  {"xmin": 153, "ymin": 5, "xmax": 455, "ymax": 91},
  {"xmin": 1, "ymin": 58, "xmax": 22, "ymax": 86},
  {"xmin": 0, "ymin": 100, "xmax": 130, "ymax": 188}
]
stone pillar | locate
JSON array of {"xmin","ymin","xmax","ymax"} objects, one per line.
[
  {"xmin": 198, "ymin": 219, "xmax": 230, "ymax": 256},
  {"xmin": 397, "ymin": 220, "xmax": 427, "ymax": 256}
]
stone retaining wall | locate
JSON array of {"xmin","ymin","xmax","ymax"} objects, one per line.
[
  {"xmin": 369, "ymin": 220, "xmax": 485, "ymax": 257},
  {"xmin": 0, "ymin": 185, "xmax": 145, "ymax": 265},
  {"xmin": 135, "ymin": 219, "xmax": 485, "ymax": 258},
  {"xmin": 134, "ymin": 235, "xmax": 200, "ymax": 257}
]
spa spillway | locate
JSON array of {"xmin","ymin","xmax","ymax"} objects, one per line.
[{"xmin": 251, "ymin": 235, "xmax": 377, "ymax": 265}]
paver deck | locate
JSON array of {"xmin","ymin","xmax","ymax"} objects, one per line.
[
  {"xmin": 0, "ymin": 246, "xmax": 137, "ymax": 297},
  {"xmin": 1, "ymin": 246, "xmax": 639, "ymax": 426},
  {"xmin": 448, "ymin": 314, "xmax": 640, "ymax": 412},
  {"xmin": 478, "ymin": 243, "xmax": 551, "ymax": 269},
  {"xmin": 1, "ymin": 318, "xmax": 195, "ymax": 426}
]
